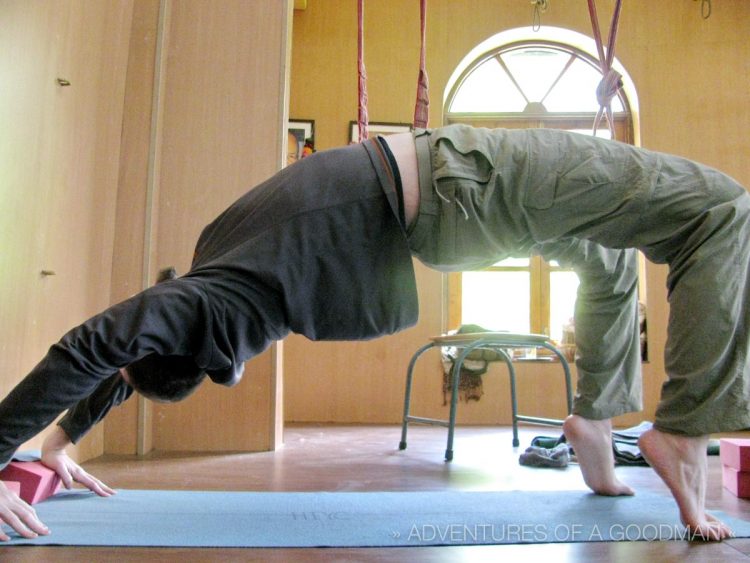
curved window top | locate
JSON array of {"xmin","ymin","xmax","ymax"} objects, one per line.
[
  {"xmin": 444, "ymin": 27, "xmax": 639, "ymax": 145},
  {"xmin": 449, "ymin": 44, "xmax": 625, "ymax": 114}
]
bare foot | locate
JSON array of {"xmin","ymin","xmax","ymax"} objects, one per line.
[
  {"xmin": 638, "ymin": 428, "xmax": 733, "ymax": 541},
  {"xmin": 563, "ymin": 415, "xmax": 635, "ymax": 496}
]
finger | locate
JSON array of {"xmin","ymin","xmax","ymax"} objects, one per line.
[
  {"xmin": 0, "ymin": 505, "xmax": 49, "ymax": 539},
  {"xmin": 59, "ymin": 467, "xmax": 74, "ymax": 490},
  {"xmin": 69, "ymin": 468, "xmax": 115, "ymax": 497},
  {"xmin": 85, "ymin": 479, "xmax": 115, "ymax": 497}
]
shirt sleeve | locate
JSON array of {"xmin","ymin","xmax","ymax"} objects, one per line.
[
  {"xmin": 0, "ymin": 280, "xmax": 210, "ymax": 469},
  {"xmin": 57, "ymin": 373, "xmax": 135, "ymax": 444}
]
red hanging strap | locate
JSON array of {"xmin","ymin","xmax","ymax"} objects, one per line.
[
  {"xmin": 587, "ymin": 0, "xmax": 623, "ymax": 138},
  {"xmin": 413, "ymin": 0, "xmax": 429, "ymax": 129},
  {"xmin": 357, "ymin": 0, "xmax": 369, "ymax": 142}
]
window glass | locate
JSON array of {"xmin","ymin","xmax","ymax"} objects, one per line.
[
  {"xmin": 500, "ymin": 48, "xmax": 571, "ymax": 103},
  {"xmin": 492, "ymin": 257, "xmax": 530, "ymax": 268},
  {"xmin": 549, "ymin": 270, "xmax": 580, "ymax": 342},
  {"xmin": 543, "ymin": 58, "xmax": 624, "ymax": 112},
  {"xmin": 449, "ymin": 45, "xmax": 625, "ymax": 115},
  {"xmin": 461, "ymin": 271, "xmax": 531, "ymax": 333},
  {"xmin": 450, "ymin": 58, "xmax": 526, "ymax": 113}
]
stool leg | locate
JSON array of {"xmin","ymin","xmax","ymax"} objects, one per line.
[
  {"xmin": 399, "ymin": 342, "xmax": 435, "ymax": 450},
  {"xmin": 500, "ymin": 350, "xmax": 520, "ymax": 447},
  {"xmin": 445, "ymin": 346, "xmax": 473, "ymax": 461}
]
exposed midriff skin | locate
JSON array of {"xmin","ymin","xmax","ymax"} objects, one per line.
[{"xmin": 381, "ymin": 132, "xmax": 419, "ymax": 228}]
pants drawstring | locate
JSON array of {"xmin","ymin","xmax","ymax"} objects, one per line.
[{"xmin": 434, "ymin": 183, "xmax": 470, "ymax": 221}]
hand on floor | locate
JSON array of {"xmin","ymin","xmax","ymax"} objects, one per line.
[
  {"xmin": 41, "ymin": 426, "xmax": 115, "ymax": 497},
  {"xmin": 0, "ymin": 481, "xmax": 49, "ymax": 541}
]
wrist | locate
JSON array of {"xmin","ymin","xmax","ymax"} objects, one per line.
[{"xmin": 42, "ymin": 425, "xmax": 72, "ymax": 453}]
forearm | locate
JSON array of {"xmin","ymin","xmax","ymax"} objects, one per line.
[
  {"xmin": 0, "ymin": 346, "xmax": 114, "ymax": 469},
  {"xmin": 42, "ymin": 424, "xmax": 73, "ymax": 453},
  {"xmin": 58, "ymin": 372, "xmax": 133, "ymax": 444},
  {"xmin": 0, "ymin": 280, "xmax": 205, "ymax": 468}
]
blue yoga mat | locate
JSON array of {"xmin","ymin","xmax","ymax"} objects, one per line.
[{"xmin": 2, "ymin": 489, "xmax": 749, "ymax": 547}]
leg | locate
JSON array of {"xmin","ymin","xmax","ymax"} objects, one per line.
[
  {"xmin": 641, "ymin": 197, "xmax": 750, "ymax": 540},
  {"xmin": 638, "ymin": 428, "xmax": 732, "ymax": 540},
  {"xmin": 563, "ymin": 415, "xmax": 633, "ymax": 496},
  {"xmin": 413, "ymin": 128, "xmax": 750, "ymax": 535},
  {"xmin": 537, "ymin": 240, "xmax": 642, "ymax": 496}
]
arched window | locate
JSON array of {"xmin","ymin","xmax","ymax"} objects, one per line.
[{"xmin": 445, "ymin": 30, "xmax": 637, "ymax": 342}]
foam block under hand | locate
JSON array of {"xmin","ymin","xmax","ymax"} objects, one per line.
[{"xmin": 0, "ymin": 461, "xmax": 61, "ymax": 505}]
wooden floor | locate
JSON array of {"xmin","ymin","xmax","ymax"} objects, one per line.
[{"xmin": 2, "ymin": 424, "xmax": 750, "ymax": 562}]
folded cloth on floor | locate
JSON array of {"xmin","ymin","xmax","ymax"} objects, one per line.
[
  {"xmin": 519, "ymin": 443, "xmax": 571, "ymax": 468},
  {"xmin": 612, "ymin": 441, "xmax": 648, "ymax": 466},
  {"xmin": 530, "ymin": 423, "xmax": 718, "ymax": 469},
  {"xmin": 530, "ymin": 433, "xmax": 650, "ymax": 467},
  {"xmin": 611, "ymin": 421, "xmax": 653, "ymax": 444},
  {"xmin": 530, "ymin": 435, "xmax": 564, "ymax": 449}
]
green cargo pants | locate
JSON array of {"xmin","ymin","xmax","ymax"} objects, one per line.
[{"xmin": 408, "ymin": 124, "xmax": 750, "ymax": 435}]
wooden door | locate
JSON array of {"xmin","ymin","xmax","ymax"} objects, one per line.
[
  {"xmin": 0, "ymin": 0, "xmax": 133, "ymax": 458},
  {"xmin": 139, "ymin": 0, "xmax": 291, "ymax": 453}
]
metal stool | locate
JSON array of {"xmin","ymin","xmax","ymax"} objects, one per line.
[{"xmin": 399, "ymin": 332, "xmax": 574, "ymax": 461}]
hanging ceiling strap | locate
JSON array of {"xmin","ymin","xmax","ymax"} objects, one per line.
[
  {"xmin": 413, "ymin": 0, "xmax": 430, "ymax": 129},
  {"xmin": 587, "ymin": 0, "xmax": 623, "ymax": 138},
  {"xmin": 357, "ymin": 0, "xmax": 369, "ymax": 142}
]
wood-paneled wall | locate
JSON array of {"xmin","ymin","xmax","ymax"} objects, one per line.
[
  {"xmin": 285, "ymin": 0, "xmax": 750, "ymax": 427},
  {"xmin": 1, "ymin": 0, "xmax": 292, "ymax": 461}
]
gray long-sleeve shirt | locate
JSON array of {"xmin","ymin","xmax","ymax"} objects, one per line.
[{"xmin": 0, "ymin": 139, "xmax": 418, "ymax": 466}]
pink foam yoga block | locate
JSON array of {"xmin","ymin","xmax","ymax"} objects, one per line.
[
  {"xmin": 722, "ymin": 464, "xmax": 750, "ymax": 498},
  {"xmin": 0, "ymin": 461, "xmax": 61, "ymax": 505},
  {"xmin": 720, "ymin": 438, "xmax": 750, "ymax": 471}
]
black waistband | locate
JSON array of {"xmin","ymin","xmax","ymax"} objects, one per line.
[{"xmin": 375, "ymin": 136, "xmax": 406, "ymax": 230}]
